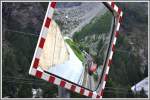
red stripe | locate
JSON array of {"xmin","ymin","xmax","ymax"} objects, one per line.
[
  {"xmin": 35, "ymin": 70, "xmax": 43, "ymax": 78},
  {"xmin": 88, "ymin": 91, "xmax": 93, "ymax": 97},
  {"xmin": 51, "ymin": 2, "xmax": 56, "ymax": 8},
  {"xmin": 100, "ymin": 89, "xmax": 104, "ymax": 96},
  {"xmin": 33, "ymin": 58, "xmax": 39, "ymax": 68},
  {"xmin": 39, "ymin": 37, "xmax": 45, "ymax": 48},
  {"xmin": 111, "ymin": 2, "xmax": 115, "ymax": 8},
  {"xmin": 71, "ymin": 85, "xmax": 76, "ymax": 92},
  {"xmin": 115, "ymin": 31, "xmax": 119, "ymax": 38},
  {"xmin": 49, "ymin": 76, "xmax": 55, "ymax": 83},
  {"xmin": 96, "ymin": 95, "xmax": 100, "ymax": 98},
  {"xmin": 108, "ymin": 59, "xmax": 112, "ymax": 67},
  {"xmin": 104, "ymin": 74, "xmax": 108, "ymax": 81},
  {"xmin": 118, "ymin": 8, "xmax": 122, "ymax": 15},
  {"xmin": 80, "ymin": 88, "xmax": 84, "ymax": 95},
  {"xmin": 45, "ymin": 17, "xmax": 51, "ymax": 28},
  {"xmin": 112, "ymin": 44, "xmax": 115, "ymax": 52},
  {"xmin": 60, "ymin": 80, "xmax": 66, "ymax": 87},
  {"xmin": 119, "ymin": 16, "xmax": 123, "ymax": 23}
]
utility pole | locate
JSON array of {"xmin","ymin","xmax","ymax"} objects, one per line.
[{"xmin": 58, "ymin": 86, "xmax": 70, "ymax": 98}]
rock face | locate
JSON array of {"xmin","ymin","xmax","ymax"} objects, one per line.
[
  {"xmin": 56, "ymin": 2, "xmax": 81, "ymax": 8},
  {"xmin": 53, "ymin": 2, "xmax": 106, "ymax": 36}
]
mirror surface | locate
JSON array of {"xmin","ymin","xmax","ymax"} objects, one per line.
[{"xmin": 39, "ymin": 2, "xmax": 114, "ymax": 91}]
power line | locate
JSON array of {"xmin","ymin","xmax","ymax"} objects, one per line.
[
  {"xmin": 3, "ymin": 79, "xmax": 132, "ymax": 95},
  {"xmin": 5, "ymin": 28, "xmax": 39, "ymax": 37},
  {"xmin": 3, "ymin": 80, "xmax": 49, "ymax": 86},
  {"xmin": 3, "ymin": 78, "xmax": 57, "ymax": 89},
  {"xmin": 115, "ymin": 49, "xmax": 131, "ymax": 54},
  {"xmin": 2, "ymin": 76, "xmax": 136, "ymax": 96},
  {"xmin": 3, "ymin": 76, "xmax": 131, "ymax": 92},
  {"xmin": 2, "ymin": 76, "xmax": 42, "ymax": 82},
  {"xmin": 105, "ymin": 87, "xmax": 129, "ymax": 91},
  {"xmin": 103, "ymin": 90, "xmax": 133, "ymax": 95}
]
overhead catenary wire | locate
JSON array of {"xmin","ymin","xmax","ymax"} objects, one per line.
[
  {"xmin": 5, "ymin": 28, "xmax": 39, "ymax": 37},
  {"xmin": 3, "ymin": 80, "xmax": 51, "ymax": 87},
  {"xmin": 2, "ymin": 76, "xmax": 56, "ymax": 88},
  {"xmin": 2, "ymin": 76, "xmax": 43, "ymax": 82}
]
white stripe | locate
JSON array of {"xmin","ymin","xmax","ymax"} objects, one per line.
[
  {"xmin": 116, "ymin": 22, "xmax": 120, "ymax": 31},
  {"xmin": 64, "ymin": 82, "xmax": 72, "ymax": 90},
  {"xmin": 54, "ymin": 78, "xmax": 61, "ymax": 85},
  {"xmin": 92, "ymin": 92, "xmax": 97, "ymax": 98},
  {"xmin": 102, "ymin": 81, "xmax": 106, "ymax": 89},
  {"xmin": 106, "ymin": 67, "xmax": 110, "ymax": 75},
  {"xmin": 41, "ymin": 27, "xmax": 48, "ymax": 39},
  {"xmin": 109, "ymin": 51, "xmax": 113, "ymax": 60},
  {"xmin": 114, "ymin": 5, "xmax": 118, "ymax": 12},
  {"xmin": 29, "ymin": 68, "xmax": 37, "ymax": 76},
  {"xmin": 47, "ymin": 7, "xmax": 54, "ymax": 19},
  {"xmin": 37, "ymin": 67, "xmax": 44, "ymax": 72},
  {"xmin": 41, "ymin": 72, "xmax": 50, "ymax": 81},
  {"xmin": 75, "ymin": 86, "xmax": 80, "ymax": 93},
  {"xmin": 83, "ymin": 89, "xmax": 89, "ymax": 96},
  {"xmin": 107, "ymin": 1, "xmax": 111, "ymax": 5},
  {"xmin": 29, "ymin": 2, "xmax": 51, "ymax": 74},
  {"xmin": 35, "ymin": 48, "xmax": 42, "ymax": 59},
  {"xmin": 113, "ymin": 37, "xmax": 117, "ymax": 45},
  {"xmin": 120, "ymin": 11, "xmax": 123, "ymax": 17},
  {"xmin": 100, "ymin": 96, "xmax": 102, "ymax": 99}
]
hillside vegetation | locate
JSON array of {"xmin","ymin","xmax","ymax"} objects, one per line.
[{"xmin": 2, "ymin": 2, "xmax": 148, "ymax": 98}]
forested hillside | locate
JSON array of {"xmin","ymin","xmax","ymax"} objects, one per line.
[
  {"xmin": 2, "ymin": 2, "xmax": 148, "ymax": 98},
  {"xmin": 104, "ymin": 2, "xmax": 148, "ymax": 98}
]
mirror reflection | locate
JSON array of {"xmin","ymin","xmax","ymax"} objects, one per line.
[{"xmin": 39, "ymin": 2, "xmax": 114, "ymax": 91}]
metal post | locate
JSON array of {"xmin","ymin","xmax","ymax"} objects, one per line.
[{"xmin": 58, "ymin": 86, "xmax": 70, "ymax": 98}]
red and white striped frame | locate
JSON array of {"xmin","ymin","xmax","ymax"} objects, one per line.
[
  {"xmin": 98, "ymin": 1, "xmax": 123, "ymax": 98},
  {"xmin": 29, "ymin": 1, "xmax": 123, "ymax": 98}
]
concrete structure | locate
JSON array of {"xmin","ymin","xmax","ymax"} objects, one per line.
[{"xmin": 131, "ymin": 77, "xmax": 148, "ymax": 96}]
